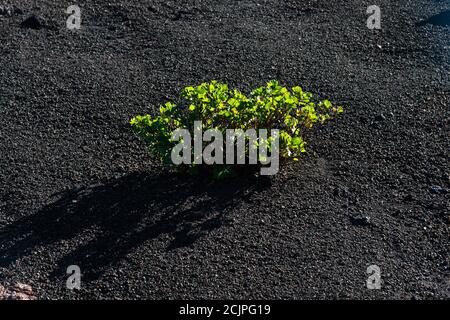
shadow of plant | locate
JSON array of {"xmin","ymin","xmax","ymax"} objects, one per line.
[
  {"xmin": 0, "ymin": 171, "xmax": 271, "ymax": 280},
  {"xmin": 417, "ymin": 10, "xmax": 450, "ymax": 26}
]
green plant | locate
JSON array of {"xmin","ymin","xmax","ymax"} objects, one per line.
[{"xmin": 130, "ymin": 80, "xmax": 343, "ymax": 178}]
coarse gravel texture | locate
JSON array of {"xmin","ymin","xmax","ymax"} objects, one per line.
[{"xmin": 0, "ymin": 0, "xmax": 449, "ymax": 299}]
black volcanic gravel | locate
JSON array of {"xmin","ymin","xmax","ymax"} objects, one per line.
[{"xmin": 0, "ymin": 0, "xmax": 449, "ymax": 299}]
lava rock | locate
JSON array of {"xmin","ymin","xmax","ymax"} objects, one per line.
[
  {"xmin": 333, "ymin": 185, "xmax": 350, "ymax": 197},
  {"xmin": 350, "ymin": 215, "xmax": 371, "ymax": 226},
  {"xmin": 403, "ymin": 194, "xmax": 414, "ymax": 202},
  {"xmin": 0, "ymin": 5, "xmax": 23, "ymax": 16},
  {"xmin": 0, "ymin": 285, "xmax": 5, "ymax": 298},
  {"xmin": 374, "ymin": 114, "xmax": 386, "ymax": 122},
  {"xmin": 11, "ymin": 283, "xmax": 36, "ymax": 300},
  {"xmin": 430, "ymin": 185, "xmax": 446, "ymax": 194},
  {"xmin": 20, "ymin": 15, "xmax": 44, "ymax": 30},
  {"xmin": 0, "ymin": 283, "xmax": 37, "ymax": 300},
  {"xmin": 0, "ymin": 6, "xmax": 12, "ymax": 16},
  {"xmin": 14, "ymin": 6, "xmax": 24, "ymax": 15}
]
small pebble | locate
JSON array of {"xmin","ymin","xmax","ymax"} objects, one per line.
[
  {"xmin": 430, "ymin": 185, "xmax": 446, "ymax": 194},
  {"xmin": 350, "ymin": 214, "xmax": 371, "ymax": 226}
]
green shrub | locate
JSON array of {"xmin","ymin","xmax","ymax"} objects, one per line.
[{"xmin": 130, "ymin": 80, "xmax": 343, "ymax": 178}]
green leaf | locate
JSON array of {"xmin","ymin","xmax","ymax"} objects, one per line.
[
  {"xmin": 292, "ymin": 137, "xmax": 302, "ymax": 146},
  {"xmin": 323, "ymin": 100, "xmax": 332, "ymax": 109}
]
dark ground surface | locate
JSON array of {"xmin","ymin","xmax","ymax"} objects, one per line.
[{"xmin": 0, "ymin": 0, "xmax": 449, "ymax": 299}]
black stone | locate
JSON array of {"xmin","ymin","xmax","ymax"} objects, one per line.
[{"xmin": 20, "ymin": 15, "xmax": 44, "ymax": 30}]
